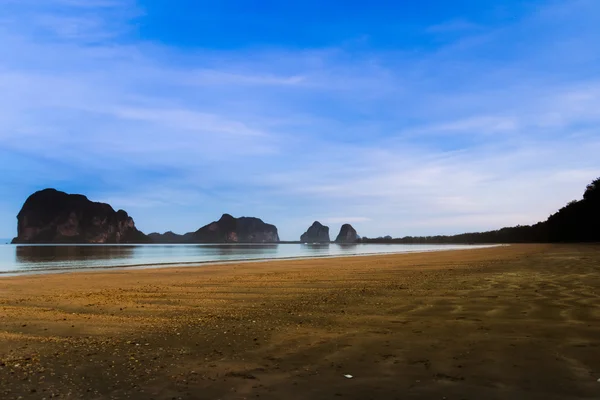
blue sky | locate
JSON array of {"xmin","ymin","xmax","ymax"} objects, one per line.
[{"xmin": 1, "ymin": 0, "xmax": 599, "ymax": 240}]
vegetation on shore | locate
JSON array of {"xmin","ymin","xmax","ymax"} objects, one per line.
[{"xmin": 360, "ymin": 177, "xmax": 600, "ymax": 244}]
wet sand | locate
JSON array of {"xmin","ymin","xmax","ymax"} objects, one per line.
[{"xmin": 0, "ymin": 244, "xmax": 599, "ymax": 399}]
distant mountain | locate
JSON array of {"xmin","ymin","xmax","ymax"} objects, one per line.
[
  {"xmin": 0, "ymin": 238, "xmax": 10, "ymax": 244},
  {"xmin": 11, "ymin": 189, "xmax": 150, "ymax": 244},
  {"xmin": 191, "ymin": 214, "xmax": 279, "ymax": 243},
  {"xmin": 359, "ymin": 177, "xmax": 600, "ymax": 244},
  {"xmin": 149, "ymin": 214, "xmax": 280, "ymax": 243},
  {"xmin": 300, "ymin": 221, "xmax": 330, "ymax": 243},
  {"xmin": 147, "ymin": 231, "xmax": 194, "ymax": 244}
]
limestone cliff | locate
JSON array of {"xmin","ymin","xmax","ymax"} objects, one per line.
[
  {"xmin": 300, "ymin": 221, "xmax": 330, "ymax": 243},
  {"xmin": 190, "ymin": 214, "xmax": 280, "ymax": 243},
  {"xmin": 335, "ymin": 224, "xmax": 359, "ymax": 243},
  {"xmin": 11, "ymin": 189, "xmax": 149, "ymax": 244}
]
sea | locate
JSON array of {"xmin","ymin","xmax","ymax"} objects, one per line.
[{"xmin": 0, "ymin": 243, "xmax": 497, "ymax": 276}]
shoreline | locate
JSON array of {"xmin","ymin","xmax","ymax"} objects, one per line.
[{"xmin": 0, "ymin": 243, "xmax": 503, "ymax": 278}]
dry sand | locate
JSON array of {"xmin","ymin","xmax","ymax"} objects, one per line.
[{"xmin": 0, "ymin": 244, "xmax": 599, "ymax": 399}]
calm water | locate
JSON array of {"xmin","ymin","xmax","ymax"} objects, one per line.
[{"xmin": 0, "ymin": 243, "xmax": 496, "ymax": 276}]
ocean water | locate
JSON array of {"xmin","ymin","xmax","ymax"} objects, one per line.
[{"xmin": 0, "ymin": 243, "xmax": 496, "ymax": 276}]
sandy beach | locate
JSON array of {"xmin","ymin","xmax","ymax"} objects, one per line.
[{"xmin": 1, "ymin": 244, "xmax": 599, "ymax": 399}]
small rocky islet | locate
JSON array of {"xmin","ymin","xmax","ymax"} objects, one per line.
[
  {"xmin": 335, "ymin": 223, "xmax": 360, "ymax": 243},
  {"xmin": 300, "ymin": 221, "xmax": 331, "ymax": 243}
]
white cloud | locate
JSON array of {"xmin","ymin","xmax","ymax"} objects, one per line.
[{"xmin": 258, "ymin": 136, "xmax": 600, "ymax": 237}]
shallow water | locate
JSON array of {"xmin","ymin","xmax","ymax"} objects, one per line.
[{"xmin": 0, "ymin": 243, "xmax": 495, "ymax": 276}]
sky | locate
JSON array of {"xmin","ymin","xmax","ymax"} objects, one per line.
[{"xmin": 1, "ymin": 0, "xmax": 600, "ymax": 241}]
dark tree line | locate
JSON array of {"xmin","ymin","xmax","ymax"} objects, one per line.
[{"xmin": 359, "ymin": 177, "xmax": 600, "ymax": 244}]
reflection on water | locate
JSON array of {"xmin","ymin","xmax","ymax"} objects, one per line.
[
  {"xmin": 336, "ymin": 244, "xmax": 358, "ymax": 250},
  {"xmin": 16, "ymin": 245, "xmax": 135, "ymax": 263},
  {"xmin": 301, "ymin": 243, "xmax": 330, "ymax": 249},
  {"xmin": 300, "ymin": 243, "xmax": 330, "ymax": 253},
  {"xmin": 0, "ymin": 243, "xmax": 497, "ymax": 276},
  {"xmin": 214, "ymin": 244, "xmax": 279, "ymax": 257}
]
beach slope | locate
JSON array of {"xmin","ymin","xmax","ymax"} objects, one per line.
[{"xmin": 0, "ymin": 244, "xmax": 599, "ymax": 399}]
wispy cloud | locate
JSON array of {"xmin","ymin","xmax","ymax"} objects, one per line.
[
  {"xmin": 406, "ymin": 116, "xmax": 519, "ymax": 137},
  {"xmin": 186, "ymin": 70, "xmax": 306, "ymax": 87},
  {"xmin": 322, "ymin": 217, "xmax": 372, "ymax": 224},
  {"xmin": 426, "ymin": 19, "xmax": 483, "ymax": 34},
  {"xmin": 0, "ymin": 0, "xmax": 599, "ymax": 240},
  {"xmin": 110, "ymin": 107, "xmax": 269, "ymax": 137}
]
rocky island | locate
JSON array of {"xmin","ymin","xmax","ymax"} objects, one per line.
[
  {"xmin": 335, "ymin": 223, "xmax": 360, "ymax": 243},
  {"xmin": 300, "ymin": 221, "xmax": 330, "ymax": 243},
  {"xmin": 192, "ymin": 213, "xmax": 279, "ymax": 243},
  {"xmin": 11, "ymin": 189, "xmax": 149, "ymax": 244},
  {"xmin": 150, "ymin": 214, "xmax": 280, "ymax": 243}
]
